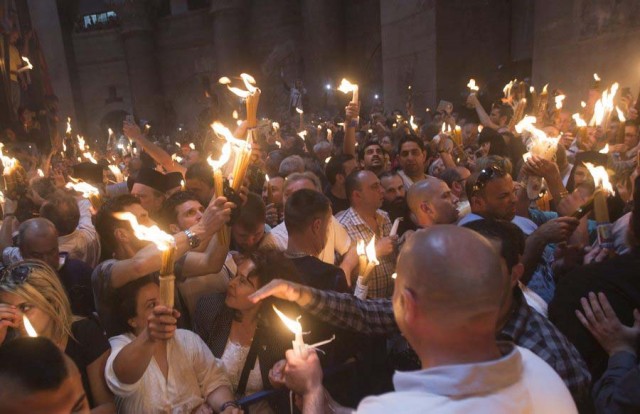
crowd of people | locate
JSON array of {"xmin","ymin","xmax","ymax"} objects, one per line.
[{"xmin": 0, "ymin": 68, "xmax": 638, "ymax": 414}]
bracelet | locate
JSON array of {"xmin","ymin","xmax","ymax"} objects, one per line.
[{"xmin": 220, "ymin": 400, "xmax": 240, "ymax": 412}]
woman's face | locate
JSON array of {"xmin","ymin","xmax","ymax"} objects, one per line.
[
  {"xmin": 129, "ymin": 283, "xmax": 159, "ymax": 335},
  {"xmin": 225, "ymin": 260, "xmax": 259, "ymax": 312},
  {"xmin": 0, "ymin": 291, "xmax": 52, "ymax": 338}
]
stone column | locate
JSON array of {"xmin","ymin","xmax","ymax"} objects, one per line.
[
  {"xmin": 118, "ymin": 1, "xmax": 163, "ymax": 124},
  {"xmin": 300, "ymin": 0, "xmax": 343, "ymax": 111},
  {"xmin": 210, "ymin": 0, "xmax": 246, "ymax": 76}
]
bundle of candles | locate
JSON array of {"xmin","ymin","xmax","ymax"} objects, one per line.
[
  {"xmin": 338, "ymin": 78, "xmax": 359, "ymax": 127},
  {"xmin": 211, "ymin": 122, "xmax": 252, "ymax": 192},
  {"xmin": 219, "ymin": 73, "xmax": 261, "ymax": 129},
  {"xmin": 583, "ymin": 163, "xmax": 615, "ymax": 247},
  {"xmin": 114, "ymin": 212, "xmax": 177, "ymax": 307},
  {"xmin": 0, "ymin": 150, "xmax": 27, "ymax": 199},
  {"xmin": 207, "ymin": 139, "xmax": 232, "ymax": 246},
  {"xmin": 590, "ymin": 82, "xmax": 619, "ymax": 133},
  {"xmin": 515, "ymin": 116, "xmax": 560, "ymax": 200},
  {"xmin": 354, "ymin": 237, "xmax": 380, "ymax": 300}
]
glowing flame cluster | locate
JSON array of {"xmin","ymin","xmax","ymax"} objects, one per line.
[
  {"xmin": 113, "ymin": 212, "xmax": 175, "ymax": 251},
  {"xmin": 590, "ymin": 83, "xmax": 619, "ymax": 127},
  {"xmin": 467, "ymin": 78, "xmax": 479, "ymax": 92},
  {"xmin": 65, "ymin": 179, "xmax": 100, "ymax": 198},
  {"xmin": 584, "ymin": 163, "xmax": 613, "ymax": 195},
  {"xmin": 572, "ymin": 113, "xmax": 587, "ymax": 128},
  {"xmin": 78, "ymin": 135, "xmax": 86, "ymax": 151},
  {"xmin": 66, "ymin": 117, "xmax": 72, "ymax": 135},
  {"xmin": 515, "ymin": 116, "xmax": 560, "ymax": 161},
  {"xmin": 337, "ymin": 78, "xmax": 358, "ymax": 94},
  {"xmin": 21, "ymin": 57, "xmax": 33, "ymax": 71},
  {"xmin": 554, "ymin": 95, "xmax": 566, "ymax": 110},
  {"xmin": 207, "ymin": 142, "xmax": 231, "ymax": 170},
  {"xmin": 219, "ymin": 73, "xmax": 259, "ymax": 98},
  {"xmin": 211, "ymin": 122, "xmax": 251, "ymax": 150},
  {"xmin": 83, "ymin": 152, "xmax": 97, "ymax": 164}
]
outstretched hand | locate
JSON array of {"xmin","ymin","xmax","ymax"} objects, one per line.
[
  {"xmin": 248, "ymin": 279, "xmax": 304, "ymax": 304},
  {"xmin": 575, "ymin": 292, "xmax": 640, "ymax": 356}
]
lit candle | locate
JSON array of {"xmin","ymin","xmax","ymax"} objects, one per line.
[
  {"xmin": 23, "ymin": 314, "xmax": 38, "ymax": 337},
  {"xmin": 221, "ymin": 73, "xmax": 261, "ymax": 129},
  {"xmin": 265, "ymin": 174, "xmax": 273, "ymax": 203},
  {"xmin": 273, "ymin": 305, "xmax": 307, "ymax": 358},
  {"xmin": 66, "ymin": 179, "xmax": 102, "ymax": 211},
  {"xmin": 338, "ymin": 78, "xmax": 359, "ymax": 104},
  {"xmin": 467, "ymin": 79, "xmax": 479, "ymax": 94},
  {"xmin": 114, "ymin": 212, "xmax": 177, "ymax": 307},
  {"xmin": 389, "ymin": 218, "xmax": 403, "ymax": 237},
  {"xmin": 584, "ymin": 162, "xmax": 614, "ymax": 247},
  {"xmin": 296, "ymin": 107, "xmax": 304, "ymax": 132},
  {"xmin": 361, "ymin": 237, "xmax": 380, "ymax": 282},
  {"xmin": 207, "ymin": 140, "xmax": 232, "ymax": 246}
]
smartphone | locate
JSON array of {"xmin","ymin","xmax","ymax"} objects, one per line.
[
  {"xmin": 436, "ymin": 100, "xmax": 453, "ymax": 115},
  {"xmin": 570, "ymin": 197, "xmax": 594, "ymax": 219}
]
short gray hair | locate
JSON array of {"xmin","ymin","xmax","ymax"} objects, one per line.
[{"xmin": 284, "ymin": 172, "xmax": 321, "ymax": 193}]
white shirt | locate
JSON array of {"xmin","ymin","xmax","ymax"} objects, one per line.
[
  {"xmin": 397, "ymin": 170, "xmax": 427, "ymax": 191},
  {"xmin": 2, "ymin": 199, "xmax": 100, "ymax": 267},
  {"xmin": 357, "ymin": 345, "xmax": 577, "ymax": 414},
  {"xmin": 270, "ymin": 216, "xmax": 351, "ymax": 265},
  {"xmin": 106, "ymin": 329, "xmax": 231, "ymax": 414}
]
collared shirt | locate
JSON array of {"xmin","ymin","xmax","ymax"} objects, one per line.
[
  {"xmin": 270, "ymin": 216, "xmax": 351, "ymax": 265},
  {"xmin": 304, "ymin": 287, "xmax": 590, "ymax": 404},
  {"xmin": 336, "ymin": 207, "xmax": 395, "ymax": 298},
  {"xmin": 357, "ymin": 343, "xmax": 577, "ymax": 413}
]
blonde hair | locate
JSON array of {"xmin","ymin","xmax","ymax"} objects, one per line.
[{"xmin": 0, "ymin": 260, "xmax": 76, "ymax": 344}]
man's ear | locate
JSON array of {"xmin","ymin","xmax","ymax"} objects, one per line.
[
  {"xmin": 452, "ymin": 181, "xmax": 462, "ymax": 194},
  {"xmin": 510, "ymin": 262, "xmax": 524, "ymax": 287},
  {"xmin": 128, "ymin": 317, "xmax": 138, "ymax": 330},
  {"xmin": 401, "ymin": 287, "xmax": 419, "ymax": 325},
  {"xmin": 311, "ymin": 217, "xmax": 322, "ymax": 235},
  {"xmin": 169, "ymin": 223, "xmax": 180, "ymax": 234},
  {"xmin": 336, "ymin": 174, "xmax": 345, "ymax": 185}
]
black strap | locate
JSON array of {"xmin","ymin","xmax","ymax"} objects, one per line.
[{"xmin": 236, "ymin": 323, "xmax": 261, "ymax": 396}]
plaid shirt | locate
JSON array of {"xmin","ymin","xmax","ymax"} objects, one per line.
[
  {"xmin": 335, "ymin": 207, "xmax": 395, "ymax": 298},
  {"xmin": 305, "ymin": 287, "xmax": 591, "ymax": 403}
]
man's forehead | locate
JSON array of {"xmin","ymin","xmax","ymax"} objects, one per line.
[
  {"xmin": 178, "ymin": 200, "xmax": 202, "ymax": 212},
  {"xmin": 381, "ymin": 175, "xmax": 402, "ymax": 188}
]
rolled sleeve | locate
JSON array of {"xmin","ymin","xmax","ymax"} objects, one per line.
[{"xmin": 105, "ymin": 335, "xmax": 142, "ymax": 397}]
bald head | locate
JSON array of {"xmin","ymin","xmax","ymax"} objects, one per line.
[
  {"xmin": 407, "ymin": 178, "xmax": 459, "ymax": 227},
  {"xmin": 18, "ymin": 218, "xmax": 60, "ymax": 270},
  {"xmin": 396, "ymin": 226, "xmax": 505, "ymax": 318}
]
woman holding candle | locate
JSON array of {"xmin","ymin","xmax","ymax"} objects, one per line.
[
  {"xmin": 194, "ymin": 249, "xmax": 302, "ymax": 413},
  {"xmin": 106, "ymin": 276, "xmax": 240, "ymax": 413},
  {"xmin": 0, "ymin": 260, "xmax": 114, "ymax": 411}
]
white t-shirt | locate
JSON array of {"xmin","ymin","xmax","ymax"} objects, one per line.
[
  {"xmin": 270, "ymin": 216, "xmax": 351, "ymax": 265},
  {"xmin": 357, "ymin": 345, "xmax": 577, "ymax": 414}
]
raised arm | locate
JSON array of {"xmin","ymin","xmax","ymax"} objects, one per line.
[
  {"xmin": 342, "ymin": 102, "xmax": 359, "ymax": 158},
  {"xmin": 123, "ymin": 121, "xmax": 186, "ymax": 175},
  {"xmin": 467, "ymin": 94, "xmax": 500, "ymax": 130},
  {"xmin": 109, "ymin": 197, "xmax": 234, "ymax": 289},
  {"xmin": 181, "ymin": 234, "xmax": 229, "ymax": 278}
]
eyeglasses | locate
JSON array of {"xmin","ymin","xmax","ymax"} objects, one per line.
[
  {"xmin": 0, "ymin": 265, "xmax": 32, "ymax": 285},
  {"xmin": 471, "ymin": 165, "xmax": 506, "ymax": 194}
]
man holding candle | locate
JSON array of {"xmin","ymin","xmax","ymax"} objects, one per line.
[
  {"xmin": 337, "ymin": 170, "xmax": 396, "ymax": 298},
  {"xmin": 268, "ymin": 227, "xmax": 577, "ymax": 413},
  {"xmin": 92, "ymin": 193, "xmax": 234, "ymax": 337},
  {"xmin": 185, "ymin": 162, "xmax": 216, "ymax": 206}
]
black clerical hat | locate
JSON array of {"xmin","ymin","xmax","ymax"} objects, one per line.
[
  {"xmin": 72, "ymin": 162, "xmax": 104, "ymax": 185},
  {"xmin": 130, "ymin": 167, "xmax": 167, "ymax": 193},
  {"xmin": 165, "ymin": 172, "xmax": 184, "ymax": 191}
]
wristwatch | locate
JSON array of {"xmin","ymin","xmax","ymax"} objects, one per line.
[
  {"xmin": 220, "ymin": 401, "xmax": 240, "ymax": 412},
  {"xmin": 184, "ymin": 229, "xmax": 201, "ymax": 249}
]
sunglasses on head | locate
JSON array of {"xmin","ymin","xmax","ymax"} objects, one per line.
[
  {"xmin": 472, "ymin": 165, "xmax": 506, "ymax": 194},
  {"xmin": 0, "ymin": 265, "xmax": 33, "ymax": 285}
]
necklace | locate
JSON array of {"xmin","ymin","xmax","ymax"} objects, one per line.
[{"xmin": 285, "ymin": 249, "xmax": 309, "ymax": 258}]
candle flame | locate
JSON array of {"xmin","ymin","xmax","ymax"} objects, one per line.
[
  {"xmin": 515, "ymin": 116, "xmax": 560, "ymax": 159},
  {"xmin": 273, "ymin": 305, "xmax": 302, "ymax": 335},
  {"xmin": 232, "ymin": 110, "xmax": 238, "ymax": 119},
  {"xmin": 409, "ymin": 116, "xmax": 418, "ymax": 131},
  {"xmin": 590, "ymin": 83, "xmax": 619, "ymax": 127},
  {"xmin": 581, "ymin": 101, "xmax": 587, "ymax": 108},
  {"xmin": 583, "ymin": 163, "xmax": 613, "ymax": 195},
  {"xmin": 65, "ymin": 179, "xmax": 100, "ymax": 198},
  {"xmin": 392, "ymin": 272, "xmax": 397, "ymax": 280},
  {"xmin": 599, "ymin": 144, "xmax": 609, "ymax": 154},
  {"xmin": 338, "ymin": 78, "xmax": 358, "ymax": 94},
  {"xmin": 83, "ymin": 152, "xmax": 97, "ymax": 164},
  {"xmin": 572, "ymin": 113, "xmax": 587, "ymax": 127},
  {"xmin": 1, "ymin": 155, "xmax": 18, "ymax": 175},
  {"xmin": 78, "ymin": 135, "xmax": 86, "ymax": 151},
  {"xmin": 554, "ymin": 94, "xmax": 566, "ymax": 110},
  {"xmin": 502, "ymin": 80, "xmax": 515, "ymax": 99},
  {"xmin": 365, "ymin": 237, "xmax": 379, "ymax": 265},
  {"xmin": 108, "ymin": 128, "xmax": 114, "ymax": 136},
  {"xmin": 272, "ymin": 122, "xmax": 280, "ymax": 130},
  {"xmin": 37, "ymin": 169, "xmax": 44, "ymax": 177},
  {"xmin": 594, "ymin": 73, "xmax": 601, "ymax": 82},
  {"xmin": 224, "ymin": 73, "xmax": 259, "ymax": 98},
  {"xmin": 218, "ymin": 77, "xmax": 231, "ymax": 85},
  {"xmin": 297, "ymin": 131, "xmax": 307, "ymax": 140},
  {"xmin": 541, "ymin": 84, "xmax": 548, "ymax": 94},
  {"xmin": 530, "ymin": 86, "xmax": 535, "ymax": 93},
  {"xmin": 467, "ymin": 78, "xmax": 479, "ymax": 92},
  {"xmin": 66, "ymin": 117, "xmax": 72, "ymax": 134},
  {"xmin": 21, "ymin": 56, "xmax": 33, "ymax": 70},
  {"xmin": 356, "ymin": 239, "xmax": 365, "ymax": 256},
  {"xmin": 108, "ymin": 165, "xmax": 123, "ymax": 182},
  {"xmin": 616, "ymin": 106, "xmax": 626, "ymax": 122},
  {"xmin": 207, "ymin": 142, "xmax": 231, "ymax": 170},
  {"xmin": 23, "ymin": 314, "xmax": 37, "ymax": 337},
  {"xmin": 296, "ymin": 107, "xmax": 304, "ymax": 114},
  {"xmin": 211, "ymin": 122, "xmax": 250, "ymax": 149},
  {"xmin": 171, "ymin": 153, "xmax": 183, "ymax": 163},
  {"xmin": 113, "ymin": 212, "xmax": 175, "ymax": 250}
]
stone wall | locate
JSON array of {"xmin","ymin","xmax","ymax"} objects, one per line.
[{"xmin": 532, "ymin": 0, "xmax": 640, "ymax": 113}]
